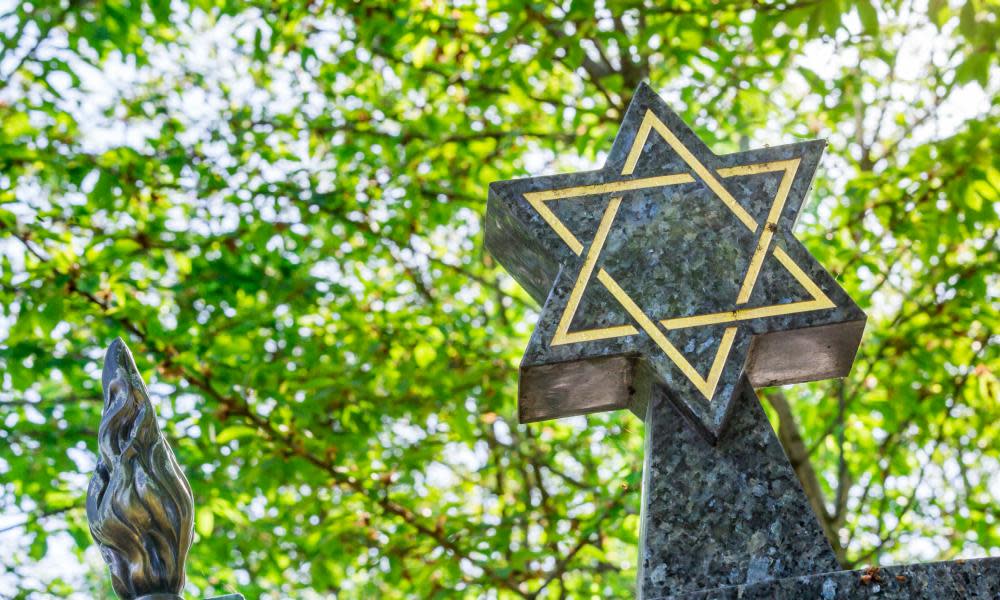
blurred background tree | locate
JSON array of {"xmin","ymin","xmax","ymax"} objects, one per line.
[{"xmin": 0, "ymin": 0, "xmax": 997, "ymax": 597}]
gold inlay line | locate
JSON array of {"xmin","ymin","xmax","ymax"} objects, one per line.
[
  {"xmin": 705, "ymin": 327, "xmax": 738, "ymax": 396},
  {"xmin": 524, "ymin": 196, "xmax": 586, "ymax": 256},
  {"xmin": 622, "ymin": 112, "xmax": 655, "ymax": 176},
  {"xmin": 596, "ymin": 270, "xmax": 710, "ymax": 395},
  {"xmin": 735, "ymin": 158, "xmax": 800, "ymax": 304},
  {"xmin": 523, "ymin": 173, "xmax": 696, "ymax": 257},
  {"xmin": 552, "ymin": 197, "xmax": 629, "ymax": 345},
  {"xmin": 526, "ymin": 108, "xmax": 832, "ymax": 401},
  {"xmin": 595, "ymin": 270, "xmax": 736, "ymax": 399},
  {"xmin": 658, "ymin": 247, "xmax": 834, "ymax": 329},
  {"xmin": 773, "ymin": 246, "xmax": 836, "ymax": 310},
  {"xmin": 717, "ymin": 161, "xmax": 791, "ymax": 177},
  {"xmin": 551, "ymin": 323, "xmax": 639, "ymax": 344},
  {"xmin": 642, "ymin": 110, "xmax": 759, "ymax": 232},
  {"xmin": 524, "ymin": 173, "xmax": 695, "ymax": 203},
  {"xmin": 662, "ymin": 300, "xmax": 822, "ymax": 329}
]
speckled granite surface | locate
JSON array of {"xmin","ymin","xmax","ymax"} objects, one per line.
[
  {"xmin": 639, "ymin": 381, "xmax": 839, "ymax": 598},
  {"xmin": 663, "ymin": 556, "xmax": 1000, "ymax": 599},
  {"xmin": 485, "ymin": 82, "xmax": 865, "ymax": 438}
]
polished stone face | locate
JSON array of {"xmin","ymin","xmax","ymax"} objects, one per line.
[{"xmin": 485, "ymin": 83, "xmax": 866, "ymax": 439}]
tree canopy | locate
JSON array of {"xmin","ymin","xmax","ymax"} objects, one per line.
[{"xmin": 1, "ymin": 0, "xmax": 998, "ymax": 598}]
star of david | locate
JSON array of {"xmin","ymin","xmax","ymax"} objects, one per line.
[{"xmin": 485, "ymin": 83, "xmax": 866, "ymax": 439}]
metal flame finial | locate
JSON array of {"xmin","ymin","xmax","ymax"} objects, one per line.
[{"xmin": 86, "ymin": 338, "xmax": 195, "ymax": 600}]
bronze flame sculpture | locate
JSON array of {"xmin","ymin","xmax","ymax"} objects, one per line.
[{"xmin": 86, "ymin": 338, "xmax": 195, "ymax": 600}]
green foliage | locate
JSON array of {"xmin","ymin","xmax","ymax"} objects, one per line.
[{"xmin": 0, "ymin": 0, "xmax": 997, "ymax": 597}]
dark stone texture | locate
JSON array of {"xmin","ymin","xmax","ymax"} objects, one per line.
[
  {"xmin": 485, "ymin": 82, "xmax": 866, "ymax": 439},
  {"xmin": 665, "ymin": 557, "xmax": 1000, "ymax": 599},
  {"xmin": 639, "ymin": 380, "xmax": 839, "ymax": 599}
]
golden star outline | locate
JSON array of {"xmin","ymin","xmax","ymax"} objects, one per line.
[{"xmin": 522, "ymin": 110, "xmax": 836, "ymax": 401}]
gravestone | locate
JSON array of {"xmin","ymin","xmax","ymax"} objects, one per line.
[{"xmin": 484, "ymin": 83, "xmax": 1000, "ymax": 598}]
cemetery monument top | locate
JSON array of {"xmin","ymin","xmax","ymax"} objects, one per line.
[
  {"xmin": 486, "ymin": 82, "xmax": 866, "ymax": 439},
  {"xmin": 484, "ymin": 83, "xmax": 1000, "ymax": 597}
]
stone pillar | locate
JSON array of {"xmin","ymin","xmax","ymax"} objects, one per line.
[{"xmin": 639, "ymin": 380, "xmax": 838, "ymax": 598}]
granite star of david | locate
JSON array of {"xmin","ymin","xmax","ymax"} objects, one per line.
[{"xmin": 485, "ymin": 83, "xmax": 866, "ymax": 439}]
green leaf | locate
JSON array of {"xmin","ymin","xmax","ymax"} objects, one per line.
[
  {"xmin": 196, "ymin": 508, "xmax": 214, "ymax": 537},
  {"xmin": 216, "ymin": 426, "xmax": 258, "ymax": 444},
  {"xmin": 413, "ymin": 343, "xmax": 437, "ymax": 368},
  {"xmin": 857, "ymin": 0, "xmax": 879, "ymax": 35},
  {"xmin": 959, "ymin": 0, "xmax": 978, "ymax": 39},
  {"xmin": 928, "ymin": 0, "xmax": 949, "ymax": 27},
  {"xmin": 956, "ymin": 52, "xmax": 990, "ymax": 86}
]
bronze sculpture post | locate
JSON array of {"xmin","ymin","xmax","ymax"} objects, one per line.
[{"xmin": 87, "ymin": 338, "xmax": 242, "ymax": 600}]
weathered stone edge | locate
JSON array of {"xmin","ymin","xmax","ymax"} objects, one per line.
[{"xmin": 658, "ymin": 557, "xmax": 1000, "ymax": 599}]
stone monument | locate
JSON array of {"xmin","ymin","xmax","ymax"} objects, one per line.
[{"xmin": 485, "ymin": 83, "xmax": 1000, "ymax": 598}]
